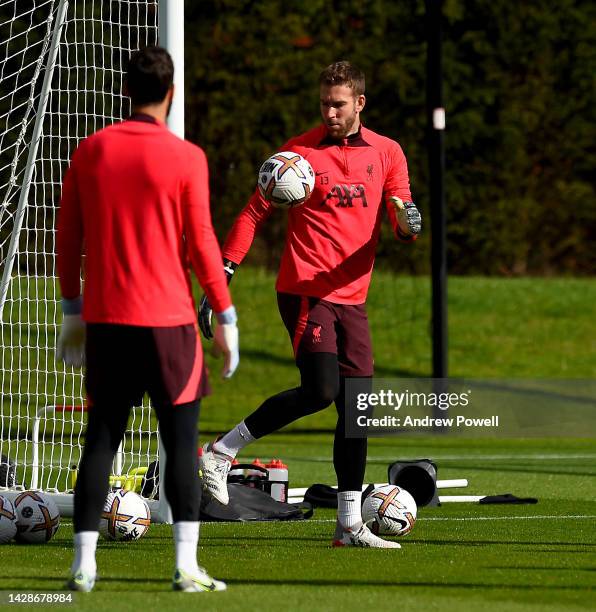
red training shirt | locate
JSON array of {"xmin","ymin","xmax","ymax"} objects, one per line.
[
  {"xmin": 223, "ymin": 124, "xmax": 414, "ymax": 305},
  {"xmin": 57, "ymin": 115, "xmax": 231, "ymax": 326}
]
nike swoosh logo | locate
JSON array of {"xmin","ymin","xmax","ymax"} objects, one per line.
[{"xmin": 315, "ymin": 171, "xmax": 328, "ymax": 176}]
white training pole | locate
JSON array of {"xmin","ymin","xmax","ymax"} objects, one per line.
[
  {"xmin": 0, "ymin": 0, "xmax": 69, "ymax": 315},
  {"xmin": 437, "ymin": 479, "xmax": 468, "ymax": 489},
  {"xmin": 287, "ymin": 479, "xmax": 468, "ymax": 499},
  {"xmin": 153, "ymin": 0, "xmax": 185, "ymax": 524},
  {"xmin": 438, "ymin": 495, "xmax": 485, "ymax": 503}
]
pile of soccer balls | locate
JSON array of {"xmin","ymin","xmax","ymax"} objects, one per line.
[
  {"xmin": 0, "ymin": 488, "xmax": 150, "ymax": 545},
  {"xmin": 0, "ymin": 491, "xmax": 60, "ymax": 544}
]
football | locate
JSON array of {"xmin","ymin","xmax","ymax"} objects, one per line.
[
  {"xmin": 362, "ymin": 484, "xmax": 417, "ymax": 536},
  {"xmin": 99, "ymin": 489, "xmax": 150, "ymax": 542},
  {"xmin": 14, "ymin": 490, "xmax": 60, "ymax": 543},
  {"xmin": 258, "ymin": 151, "xmax": 315, "ymax": 209},
  {"xmin": 0, "ymin": 494, "xmax": 17, "ymax": 543}
]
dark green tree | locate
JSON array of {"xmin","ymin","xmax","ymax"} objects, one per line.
[{"xmin": 183, "ymin": 0, "xmax": 595, "ymax": 275}]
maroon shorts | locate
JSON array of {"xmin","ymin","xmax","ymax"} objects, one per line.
[
  {"xmin": 85, "ymin": 323, "xmax": 210, "ymax": 407},
  {"xmin": 277, "ymin": 293, "xmax": 374, "ymax": 377}
]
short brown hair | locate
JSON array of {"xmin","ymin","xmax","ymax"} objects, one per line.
[
  {"xmin": 125, "ymin": 46, "xmax": 174, "ymax": 105},
  {"xmin": 319, "ymin": 61, "xmax": 365, "ymax": 96}
]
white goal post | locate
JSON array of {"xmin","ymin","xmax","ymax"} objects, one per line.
[{"xmin": 0, "ymin": 0, "xmax": 183, "ymax": 523}]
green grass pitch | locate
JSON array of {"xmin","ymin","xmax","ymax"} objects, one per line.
[
  {"xmin": 1, "ymin": 436, "xmax": 595, "ymax": 611},
  {"xmin": 1, "ymin": 272, "xmax": 595, "ymax": 610}
]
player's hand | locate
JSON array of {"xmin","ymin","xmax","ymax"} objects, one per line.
[
  {"xmin": 392, "ymin": 197, "xmax": 422, "ymax": 237},
  {"xmin": 198, "ymin": 294, "xmax": 213, "ymax": 339},
  {"xmin": 56, "ymin": 314, "xmax": 86, "ymax": 368},
  {"xmin": 210, "ymin": 305, "xmax": 239, "ymax": 378},
  {"xmin": 198, "ymin": 259, "xmax": 238, "ymax": 340},
  {"xmin": 213, "ymin": 321, "xmax": 239, "ymax": 378}
]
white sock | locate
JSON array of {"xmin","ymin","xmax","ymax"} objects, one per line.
[
  {"xmin": 213, "ymin": 421, "xmax": 255, "ymax": 458},
  {"xmin": 337, "ymin": 491, "xmax": 362, "ymax": 530},
  {"xmin": 71, "ymin": 531, "xmax": 98, "ymax": 576},
  {"xmin": 173, "ymin": 521, "xmax": 200, "ymax": 574}
]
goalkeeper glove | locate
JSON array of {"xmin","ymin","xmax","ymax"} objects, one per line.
[
  {"xmin": 198, "ymin": 258, "xmax": 237, "ymax": 339},
  {"xmin": 212, "ymin": 305, "xmax": 239, "ymax": 378},
  {"xmin": 391, "ymin": 197, "xmax": 422, "ymax": 238},
  {"xmin": 56, "ymin": 297, "xmax": 86, "ymax": 368}
]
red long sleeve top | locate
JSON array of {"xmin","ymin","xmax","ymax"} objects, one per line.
[
  {"xmin": 57, "ymin": 116, "xmax": 231, "ymax": 326},
  {"xmin": 223, "ymin": 124, "xmax": 414, "ymax": 305}
]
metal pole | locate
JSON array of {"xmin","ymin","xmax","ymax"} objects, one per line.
[
  {"xmin": 426, "ymin": 0, "xmax": 448, "ymax": 425},
  {"xmin": 159, "ymin": 0, "xmax": 184, "ymax": 139},
  {"xmin": 0, "ymin": 0, "xmax": 69, "ymax": 315},
  {"xmin": 154, "ymin": 0, "xmax": 185, "ymax": 523}
]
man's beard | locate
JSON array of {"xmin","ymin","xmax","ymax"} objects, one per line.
[{"xmin": 328, "ymin": 112, "xmax": 357, "ymax": 140}]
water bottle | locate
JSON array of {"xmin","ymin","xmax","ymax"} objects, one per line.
[
  {"xmin": 265, "ymin": 459, "xmax": 288, "ymax": 503},
  {"xmin": 227, "ymin": 458, "xmax": 244, "ymax": 484},
  {"xmin": 246, "ymin": 458, "xmax": 267, "ymax": 490}
]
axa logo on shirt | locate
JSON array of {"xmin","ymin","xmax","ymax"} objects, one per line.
[{"xmin": 323, "ymin": 184, "xmax": 368, "ymax": 208}]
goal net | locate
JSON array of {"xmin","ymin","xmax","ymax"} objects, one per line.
[{"xmin": 0, "ymin": 0, "xmax": 168, "ymax": 520}]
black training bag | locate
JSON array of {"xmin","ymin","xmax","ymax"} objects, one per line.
[
  {"xmin": 0, "ymin": 455, "xmax": 16, "ymax": 488},
  {"xmin": 141, "ymin": 461, "xmax": 312, "ymax": 521},
  {"xmin": 200, "ymin": 484, "xmax": 312, "ymax": 522},
  {"xmin": 303, "ymin": 483, "xmax": 338, "ymax": 508}
]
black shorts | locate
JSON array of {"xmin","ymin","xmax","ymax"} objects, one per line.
[
  {"xmin": 277, "ymin": 293, "xmax": 374, "ymax": 377},
  {"xmin": 85, "ymin": 323, "xmax": 209, "ymax": 407}
]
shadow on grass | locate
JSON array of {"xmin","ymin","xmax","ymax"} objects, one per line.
[
  {"xmin": 221, "ymin": 577, "xmax": 594, "ymax": 591},
  {"xmin": 488, "ymin": 566, "xmax": 596, "ymax": 572},
  {"xmin": 404, "ymin": 538, "xmax": 595, "ymax": 548},
  {"xmin": 241, "ymin": 348, "xmax": 424, "ymax": 378},
  {"xmin": 4, "ymin": 576, "xmax": 592, "ymax": 592},
  {"xmin": 195, "ymin": 535, "xmax": 595, "ymax": 550}
]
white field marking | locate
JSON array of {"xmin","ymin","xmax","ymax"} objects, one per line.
[
  {"xmin": 295, "ymin": 453, "xmax": 596, "ymax": 462},
  {"xmin": 306, "ymin": 515, "xmax": 596, "ymax": 524}
]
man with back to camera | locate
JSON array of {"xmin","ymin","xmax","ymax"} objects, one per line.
[
  {"xmin": 56, "ymin": 46, "xmax": 238, "ymax": 592},
  {"xmin": 198, "ymin": 61, "xmax": 421, "ymax": 548}
]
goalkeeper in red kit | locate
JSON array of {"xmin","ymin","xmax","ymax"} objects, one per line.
[
  {"xmin": 56, "ymin": 47, "xmax": 237, "ymax": 592},
  {"xmin": 198, "ymin": 61, "xmax": 421, "ymax": 548}
]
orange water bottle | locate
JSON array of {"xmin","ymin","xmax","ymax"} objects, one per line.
[{"xmin": 247, "ymin": 458, "xmax": 267, "ymax": 490}]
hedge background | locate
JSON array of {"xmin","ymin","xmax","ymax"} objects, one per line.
[{"xmin": 184, "ymin": 0, "xmax": 595, "ymax": 275}]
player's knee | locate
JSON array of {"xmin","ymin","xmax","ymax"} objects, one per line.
[{"xmin": 302, "ymin": 379, "xmax": 340, "ymax": 413}]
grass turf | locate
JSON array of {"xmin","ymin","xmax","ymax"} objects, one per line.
[
  {"xmin": 1, "ymin": 272, "xmax": 595, "ymax": 610},
  {"xmin": 1, "ymin": 436, "xmax": 595, "ymax": 611},
  {"xmin": 200, "ymin": 272, "xmax": 596, "ymax": 432}
]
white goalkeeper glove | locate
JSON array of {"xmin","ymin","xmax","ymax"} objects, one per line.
[
  {"xmin": 212, "ymin": 305, "xmax": 239, "ymax": 379},
  {"xmin": 56, "ymin": 297, "xmax": 86, "ymax": 368},
  {"xmin": 391, "ymin": 197, "xmax": 422, "ymax": 237},
  {"xmin": 198, "ymin": 258, "xmax": 238, "ymax": 339}
]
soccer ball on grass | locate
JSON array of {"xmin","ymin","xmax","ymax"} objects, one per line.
[
  {"xmin": 362, "ymin": 484, "xmax": 417, "ymax": 536},
  {"xmin": 0, "ymin": 494, "xmax": 17, "ymax": 543},
  {"xmin": 14, "ymin": 490, "xmax": 60, "ymax": 543},
  {"xmin": 258, "ymin": 151, "xmax": 315, "ymax": 209},
  {"xmin": 99, "ymin": 489, "xmax": 150, "ymax": 541}
]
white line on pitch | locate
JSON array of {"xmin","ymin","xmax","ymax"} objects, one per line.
[
  {"xmin": 291, "ymin": 453, "xmax": 596, "ymax": 462},
  {"xmin": 306, "ymin": 515, "xmax": 596, "ymax": 523}
]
